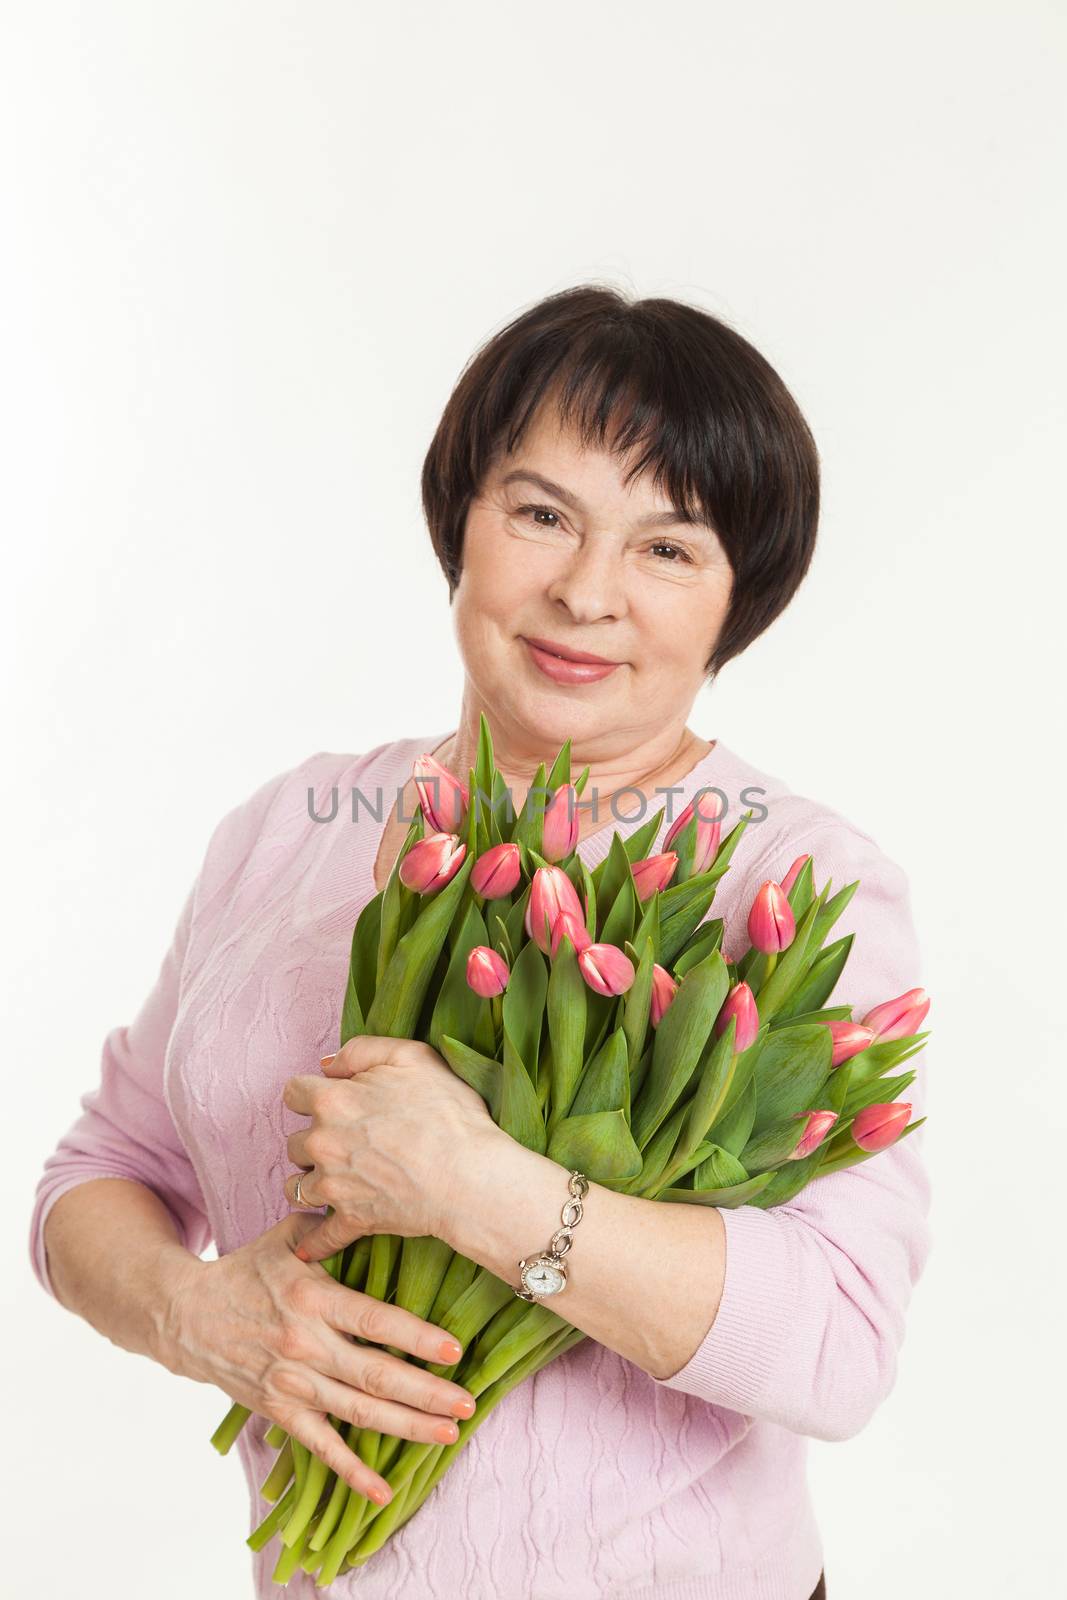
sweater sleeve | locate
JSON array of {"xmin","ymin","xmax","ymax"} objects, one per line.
[
  {"xmin": 27, "ymin": 758, "xmax": 304, "ymax": 1303},
  {"xmin": 650, "ymin": 821, "xmax": 932, "ymax": 1442}
]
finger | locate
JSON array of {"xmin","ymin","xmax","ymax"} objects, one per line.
[
  {"xmin": 293, "ymin": 1207, "xmax": 361, "ymax": 1261},
  {"xmin": 320, "ymin": 1035, "xmax": 416, "ymax": 1077},
  {"xmin": 284, "ymin": 1408, "xmax": 394, "ymax": 1506},
  {"xmin": 329, "ymin": 1287, "xmax": 465, "ymax": 1368},
  {"xmin": 286, "ymin": 1129, "xmax": 314, "ymax": 1169},
  {"xmin": 324, "ymin": 1326, "xmax": 476, "ymax": 1421},
  {"xmin": 310, "ymin": 1367, "xmax": 463, "ymax": 1451},
  {"xmin": 284, "ymin": 1170, "xmax": 326, "ymax": 1211},
  {"xmin": 281, "ymin": 1074, "xmax": 323, "ymax": 1115},
  {"xmin": 319, "ymin": 1049, "xmax": 371, "ymax": 1077}
]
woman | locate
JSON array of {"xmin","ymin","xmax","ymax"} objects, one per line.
[{"xmin": 30, "ymin": 285, "xmax": 930, "ymax": 1599}]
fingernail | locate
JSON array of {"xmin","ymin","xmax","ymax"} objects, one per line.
[
  {"xmin": 295, "ymin": 1245, "xmax": 311, "ymax": 1262},
  {"xmin": 451, "ymin": 1395, "xmax": 476, "ymax": 1418},
  {"xmin": 370, "ymin": 1485, "xmax": 391, "ymax": 1505},
  {"xmin": 433, "ymin": 1421, "xmax": 459, "ymax": 1444},
  {"xmin": 320, "ymin": 1054, "xmax": 337, "ymax": 1066},
  {"xmin": 438, "ymin": 1340, "xmax": 463, "ymax": 1363}
]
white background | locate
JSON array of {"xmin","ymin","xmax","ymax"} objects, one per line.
[{"xmin": 5, "ymin": 3, "xmax": 1064, "ymax": 1596}]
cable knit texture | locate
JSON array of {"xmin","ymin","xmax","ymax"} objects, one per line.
[{"xmin": 29, "ymin": 731, "xmax": 931, "ymax": 1599}]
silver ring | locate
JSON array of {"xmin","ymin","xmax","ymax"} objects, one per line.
[{"xmin": 294, "ymin": 1173, "xmax": 305, "ymax": 1207}]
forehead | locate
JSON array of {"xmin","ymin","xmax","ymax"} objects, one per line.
[{"xmin": 491, "ymin": 403, "xmax": 683, "ymax": 515}]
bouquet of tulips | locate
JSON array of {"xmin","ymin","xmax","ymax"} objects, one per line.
[{"xmin": 210, "ymin": 714, "xmax": 930, "ymax": 1585}]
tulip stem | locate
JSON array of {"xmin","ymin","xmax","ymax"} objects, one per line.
[
  {"xmin": 259, "ymin": 1438, "xmax": 294, "ymax": 1502},
  {"xmin": 210, "ymin": 1401, "xmax": 251, "ymax": 1454},
  {"xmin": 247, "ymin": 1481, "xmax": 298, "ymax": 1551}
]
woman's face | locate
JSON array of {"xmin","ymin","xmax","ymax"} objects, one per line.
[{"xmin": 449, "ymin": 401, "xmax": 735, "ymax": 760}]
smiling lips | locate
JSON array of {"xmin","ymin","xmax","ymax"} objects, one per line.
[{"xmin": 522, "ymin": 637, "xmax": 621, "ymax": 684}]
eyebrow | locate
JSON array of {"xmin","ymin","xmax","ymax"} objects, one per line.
[{"xmin": 499, "ymin": 469, "xmax": 712, "ymax": 532}]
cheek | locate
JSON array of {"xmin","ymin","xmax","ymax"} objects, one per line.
[{"xmin": 647, "ymin": 582, "xmax": 728, "ymax": 665}]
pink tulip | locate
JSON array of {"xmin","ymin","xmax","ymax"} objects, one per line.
[
  {"xmin": 466, "ymin": 945, "xmax": 510, "ymax": 998},
  {"xmin": 663, "ymin": 792, "xmax": 722, "ymax": 874},
  {"xmin": 650, "ymin": 963, "xmax": 678, "ymax": 1027},
  {"xmin": 779, "ymin": 854, "xmax": 811, "ymax": 896},
  {"xmin": 860, "ymin": 988, "xmax": 930, "ymax": 1042},
  {"xmin": 398, "ymin": 831, "xmax": 466, "ymax": 894},
  {"xmin": 577, "ymin": 942, "xmax": 636, "ymax": 996},
  {"xmin": 789, "ymin": 1108, "xmax": 839, "ymax": 1160},
  {"xmin": 824, "ymin": 1019, "xmax": 877, "ymax": 1066},
  {"xmin": 714, "ymin": 981, "xmax": 759, "ymax": 1052},
  {"xmin": 542, "ymin": 783, "xmax": 580, "ymax": 862},
  {"xmin": 550, "ymin": 907, "xmax": 591, "ymax": 956},
  {"xmin": 525, "ymin": 865, "xmax": 586, "ymax": 954},
  {"xmin": 413, "ymin": 753, "xmax": 469, "ymax": 835},
  {"xmin": 852, "ymin": 1102, "xmax": 912, "ymax": 1152},
  {"xmin": 631, "ymin": 852, "xmax": 678, "ymax": 903},
  {"xmin": 747, "ymin": 881, "xmax": 796, "ymax": 954},
  {"xmin": 470, "ymin": 841, "xmax": 522, "ymax": 899}
]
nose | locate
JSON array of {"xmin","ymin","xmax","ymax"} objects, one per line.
[{"xmin": 545, "ymin": 530, "xmax": 628, "ymax": 624}]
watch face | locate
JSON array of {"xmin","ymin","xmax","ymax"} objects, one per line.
[{"xmin": 523, "ymin": 1257, "xmax": 566, "ymax": 1296}]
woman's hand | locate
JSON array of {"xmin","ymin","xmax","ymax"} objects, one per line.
[
  {"xmin": 161, "ymin": 1212, "xmax": 477, "ymax": 1505},
  {"xmin": 282, "ymin": 1035, "xmax": 501, "ymax": 1263}
]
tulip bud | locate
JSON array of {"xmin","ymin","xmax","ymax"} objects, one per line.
[
  {"xmin": 860, "ymin": 988, "xmax": 931, "ymax": 1042},
  {"xmin": 650, "ymin": 963, "xmax": 678, "ymax": 1027},
  {"xmin": 413, "ymin": 753, "xmax": 469, "ymax": 835},
  {"xmin": 470, "ymin": 841, "xmax": 522, "ymax": 899},
  {"xmin": 789, "ymin": 1108, "xmax": 839, "ymax": 1160},
  {"xmin": 824, "ymin": 1019, "xmax": 877, "ymax": 1066},
  {"xmin": 525, "ymin": 865, "xmax": 586, "ymax": 955},
  {"xmin": 631, "ymin": 852, "xmax": 678, "ymax": 903},
  {"xmin": 542, "ymin": 783, "xmax": 580, "ymax": 863},
  {"xmin": 714, "ymin": 981, "xmax": 759, "ymax": 1052},
  {"xmin": 398, "ymin": 831, "xmax": 466, "ymax": 894},
  {"xmin": 747, "ymin": 881, "xmax": 796, "ymax": 954},
  {"xmin": 779, "ymin": 854, "xmax": 811, "ymax": 896},
  {"xmin": 466, "ymin": 945, "xmax": 510, "ymax": 998},
  {"xmin": 663, "ymin": 792, "xmax": 722, "ymax": 875},
  {"xmin": 550, "ymin": 907, "xmax": 591, "ymax": 956},
  {"xmin": 852, "ymin": 1102, "xmax": 912, "ymax": 1152},
  {"xmin": 577, "ymin": 942, "xmax": 636, "ymax": 996}
]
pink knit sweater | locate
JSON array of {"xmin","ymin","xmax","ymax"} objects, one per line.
[{"xmin": 29, "ymin": 731, "xmax": 931, "ymax": 1599}]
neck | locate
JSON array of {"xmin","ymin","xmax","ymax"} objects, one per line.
[{"xmin": 430, "ymin": 702, "xmax": 711, "ymax": 839}]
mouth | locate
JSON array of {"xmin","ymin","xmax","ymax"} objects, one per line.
[
  {"xmin": 521, "ymin": 636, "xmax": 618, "ymax": 666},
  {"xmin": 521, "ymin": 637, "xmax": 622, "ymax": 685}
]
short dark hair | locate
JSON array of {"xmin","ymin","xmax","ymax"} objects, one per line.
[{"xmin": 421, "ymin": 284, "xmax": 820, "ymax": 677}]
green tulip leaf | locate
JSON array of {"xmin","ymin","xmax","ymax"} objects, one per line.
[
  {"xmin": 693, "ymin": 1144, "xmax": 750, "ymax": 1189},
  {"xmin": 426, "ymin": 900, "xmax": 491, "ymax": 1055},
  {"xmin": 740, "ymin": 1114, "xmax": 809, "ymax": 1172},
  {"xmin": 546, "ymin": 938, "xmax": 587, "ymax": 1120},
  {"xmin": 499, "ymin": 1022, "xmax": 547, "ymax": 1153},
  {"xmin": 546, "ymin": 1109, "xmax": 643, "ymax": 1183},
  {"xmin": 502, "ymin": 938, "xmax": 548, "ymax": 1083},
  {"xmin": 771, "ymin": 935, "xmax": 854, "ymax": 1022},
  {"xmin": 631, "ymin": 949, "xmax": 730, "ymax": 1148},
  {"xmin": 568, "ymin": 1026, "xmax": 630, "ymax": 1119},
  {"xmin": 365, "ymin": 848, "xmax": 474, "ymax": 1037},
  {"xmin": 749, "ymin": 1022, "xmax": 834, "ymax": 1136},
  {"xmin": 659, "ymin": 1170, "xmax": 776, "ymax": 1208},
  {"xmin": 438, "ymin": 1035, "xmax": 500, "ymax": 1117}
]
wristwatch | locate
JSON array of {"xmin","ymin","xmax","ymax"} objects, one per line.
[{"xmin": 515, "ymin": 1171, "xmax": 588, "ymax": 1300}]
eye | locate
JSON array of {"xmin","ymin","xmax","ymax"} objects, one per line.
[
  {"xmin": 515, "ymin": 503, "xmax": 563, "ymax": 529},
  {"xmin": 649, "ymin": 541, "xmax": 694, "ymax": 564},
  {"xmin": 514, "ymin": 505, "xmax": 694, "ymax": 564}
]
